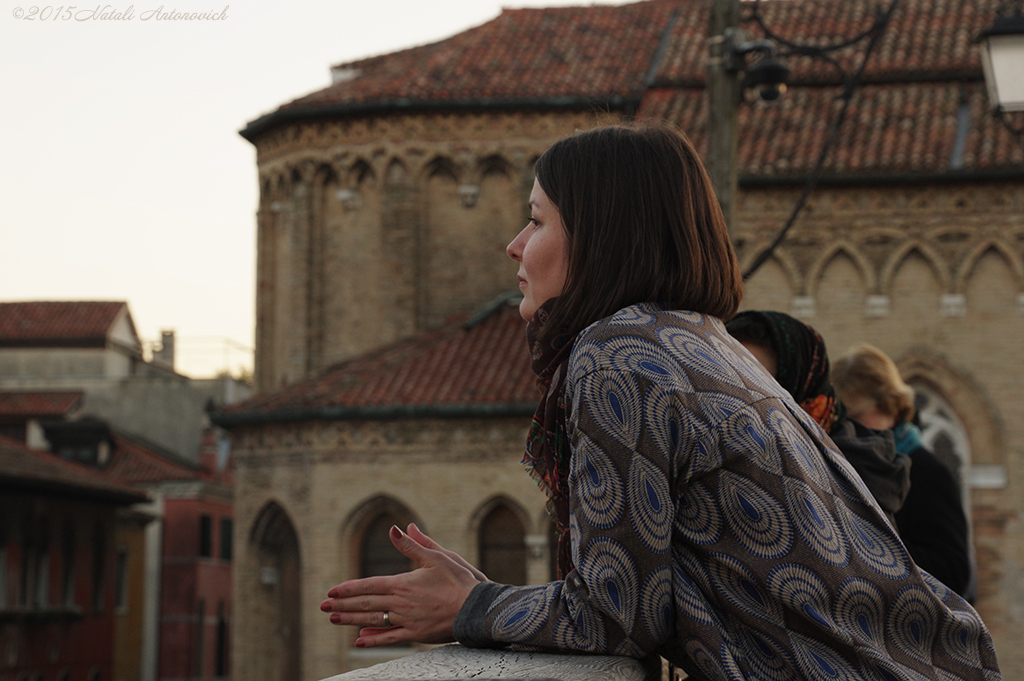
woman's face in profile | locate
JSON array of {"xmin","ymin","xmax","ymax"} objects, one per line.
[{"xmin": 507, "ymin": 178, "xmax": 569, "ymax": 321}]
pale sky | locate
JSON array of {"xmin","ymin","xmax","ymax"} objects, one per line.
[{"xmin": 1, "ymin": 0, "xmax": 629, "ymax": 378}]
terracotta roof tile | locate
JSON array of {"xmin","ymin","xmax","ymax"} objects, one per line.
[
  {"xmin": 654, "ymin": 0, "xmax": 996, "ymax": 84},
  {"xmin": 0, "ymin": 435, "xmax": 148, "ymax": 504},
  {"xmin": 223, "ymin": 299, "xmax": 537, "ymax": 419},
  {"xmin": 0, "ymin": 301, "xmax": 128, "ymax": 346},
  {"xmin": 0, "ymin": 391, "xmax": 84, "ymax": 418},
  {"xmin": 247, "ymin": 0, "xmax": 1021, "ymax": 175},
  {"xmin": 278, "ymin": 1, "xmax": 679, "ymax": 110},
  {"xmin": 639, "ymin": 80, "xmax": 1024, "ymax": 175},
  {"xmin": 105, "ymin": 430, "xmax": 200, "ymax": 485}
]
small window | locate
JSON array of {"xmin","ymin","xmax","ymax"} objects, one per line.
[
  {"xmin": 215, "ymin": 601, "xmax": 229, "ymax": 677},
  {"xmin": 114, "ymin": 548, "xmax": 128, "ymax": 611},
  {"xmin": 195, "ymin": 598, "xmax": 206, "ymax": 677},
  {"xmin": 34, "ymin": 549, "xmax": 50, "ymax": 608},
  {"xmin": 219, "ymin": 518, "xmax": 233, "ymax": 562},
  {"xmin": 199, "ymin": 515, "xmax": 212, "ymax": 558},
  {"xmin": 62, "ymin": 530, "xmax": 76, "ymax": 607},
  {"xmin": 92, "ymin": 532, "xmax": 106, "ymax": 613},
  {"xmin": 0, "ymin": 546, "xmax": 7, "ymax": 609}
]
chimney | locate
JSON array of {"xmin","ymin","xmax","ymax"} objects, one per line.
[{"xmin": 154, "ymin": 329, "xmax": 176, "ymax": 370}]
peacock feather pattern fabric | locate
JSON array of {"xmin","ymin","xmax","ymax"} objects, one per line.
[{"xmin": 453, "ymin": 303, "xmax": 1000, "ymax": 680}]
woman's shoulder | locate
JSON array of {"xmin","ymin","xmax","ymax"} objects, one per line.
[
  {"xmin": 567, "ymin": 303, "xmax": 767, "ymax": 391},
  {"xmin": 577, "ymin": 302, "xmax": 726, "ymax": 342}
]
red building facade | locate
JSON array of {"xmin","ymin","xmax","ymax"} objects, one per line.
[
  {"xmin": 158, "ymin": 492, "xmax": 233, "ymax": 680},
  {"xmin": 0, "ymin": 436, "xmax": 148, "ymax": 681}
]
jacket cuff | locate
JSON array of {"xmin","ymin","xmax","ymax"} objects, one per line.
[{"xmin": 453, "ymin": 581, "xmax": 513, "ymax": 648}]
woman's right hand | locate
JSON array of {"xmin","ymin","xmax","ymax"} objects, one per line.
[
  {"xmin": 320, "ymin": 524, "xmax": 483, "ymax": 648},
  {"xmin": 406, "ymin": 523, "xmax": 489, "ymax": 582}
]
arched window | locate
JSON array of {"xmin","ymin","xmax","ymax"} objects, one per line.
[
  {"xmin": 478, "ymin": 505, "xmax": 526, "ymax": 586},
  {"xmin": 249, "ymin": 502, "xmax": 301, "ymax": 681},
  {"xmin": 910, "ymin": 382, "xmax": 971, "ymax": 492},
  {"xmin": 359, "ymin": 512, "xmax": 412, "ymax": 577}
]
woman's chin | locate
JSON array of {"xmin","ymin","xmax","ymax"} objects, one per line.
[{"xmin": 519, "ymin": 299, "xmax": 537, "ymax": 322}]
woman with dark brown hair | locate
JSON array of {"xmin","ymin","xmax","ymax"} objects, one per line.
[{"xmin": 321, "ymin": 123, "xmax": 999, "ymax": 680}]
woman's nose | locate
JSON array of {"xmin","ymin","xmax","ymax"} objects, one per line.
[{"xmin": 507, "ymin": 227, "xmax": 527, "ymax": 261}]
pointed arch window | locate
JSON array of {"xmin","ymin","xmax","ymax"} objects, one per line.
[
  {"xmin": 478, "ymin": 505, "xmax": 527, "ymax": 586},
  {"xmin": 910, "ymin": 383, "xmax": 971, "ymax": 491},
  {"xmin": 359, "ymin": 512, "xmax": 413, "ymax": 578}
]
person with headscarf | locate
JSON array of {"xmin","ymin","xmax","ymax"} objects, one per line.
[{"xmin": 724, "ymin": 310, "xmax": 911, "ymax": 527}]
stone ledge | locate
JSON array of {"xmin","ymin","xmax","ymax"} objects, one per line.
[{"xmin": 323, "ymin": 644, "xmax": 656, "ymax": 681}]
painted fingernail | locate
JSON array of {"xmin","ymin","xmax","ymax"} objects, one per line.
[
  {"xmin": 355, "ymin": 638, "xmax": 366, "ymax": 648},
  {"xmin": 390, "ymin": 525, "xmax": 404, "ymax": 539},
  {"xmin": 320, "ymin": 600, "xmax": 331, "ymax": 612},
  {"xmin": 330, "ymin": 613, "xmax": 341, "ymax": 624}
]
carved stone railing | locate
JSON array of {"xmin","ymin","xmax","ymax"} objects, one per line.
[{"xmin": 324, "ymin": 644, "xmax": 660, "ymax": 681}]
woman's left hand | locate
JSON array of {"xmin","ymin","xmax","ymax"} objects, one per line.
[{"xmin": 320, "ymin": 524, "xmax": 481, "ymax": 648}]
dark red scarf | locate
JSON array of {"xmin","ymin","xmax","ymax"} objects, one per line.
[{"xmin": 521, "ymin": 299, "xmax": 576, "ymax": 578}]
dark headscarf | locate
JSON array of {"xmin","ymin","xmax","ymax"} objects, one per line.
[
  {"xmin": 728, "ymin": 311, "xmax": 911, "ymax": 524},
  {"xmin": 521, "ymin": 298, "xmax": 576, "ymax": 578},
  {"xmin": 726, "ymin": 310, "xmax": 847, "ymax": 433}
]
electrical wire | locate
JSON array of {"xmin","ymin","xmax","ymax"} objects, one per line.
[{"xmin": 741, "ymin": 0, "xmax": 902, "ymax": 281}]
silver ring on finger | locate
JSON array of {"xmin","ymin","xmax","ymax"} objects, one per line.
[{"xmin": 382, "ymin": 610, "xmax": 391, "ymax": 627}]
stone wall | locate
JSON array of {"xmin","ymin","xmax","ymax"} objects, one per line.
[
  {"xmin": 250, "ymin": 110, "xmax": 622, "ymax": 393},
  {"xmin": 230, "ymin": 417, "xmax": 542, "ymax": 681}
]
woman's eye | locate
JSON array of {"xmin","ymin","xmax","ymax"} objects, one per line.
[{"xmin": 528, "ymin": 217, "xmax": 540, "ymax": 227}]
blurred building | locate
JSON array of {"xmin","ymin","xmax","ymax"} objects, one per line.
[
  {"xmin": 0, "ymin": 434, "xmax": 149, "ymax": 681},
  {"xmin": 0, "ymin": 301, "xmax": 249, "ymax": 462},
  {"xmin": 0, "ymin": 301, "xmax": 246, "ymax": 681},
  {"xmin": 226, "ymin": 0, "xmax": 1024, "ymax": 678}
]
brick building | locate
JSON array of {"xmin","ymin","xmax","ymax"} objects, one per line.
[
  {"xmin": 0, "ymin": 302, "xmax": 241, "ymax": 681},
  {"xmin": 226, "ymin": 0, "xmax": 1024, "ymax": 677},
  {"xmin": 0, "ymin": 435, "xmax": 149, "ymax": 681}
]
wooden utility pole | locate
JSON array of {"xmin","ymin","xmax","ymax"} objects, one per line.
[{"xmin": 706, "ymin": 0, "xmax": 743, "ymax": 232}]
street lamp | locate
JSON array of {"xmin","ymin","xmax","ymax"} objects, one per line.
[
  {"xmin": 729, "ymin": 33, "xmax": 791, "ymax": 102},
  {"xmin": 979, "ymin": 0, "xmax": 1024, "ymax": 112}
]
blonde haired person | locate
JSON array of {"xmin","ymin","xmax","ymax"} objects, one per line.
[
  {"xmin": 831, "ymin": 344, "xmax": 915, "ymax": 429},
  {"xmin": 833, "ymin": 344, "xmax": 973, "ymax": 599}
]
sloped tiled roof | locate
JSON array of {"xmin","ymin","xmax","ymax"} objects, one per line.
[
  {"xmin": 218, "ymin": 299, "xmax": 537, "ymax": 425},
  {"xmin": 653, "ymin": 0, "xmax": 993, "ymax": 85},
  {"xmin": 0, "ymin": 435, "xmax": 148, "ymax": 505},
  {"xmin": 0, "ymin": 391, "xmax": 83, "ymax": 418},
  {"xmin": 641, "ymin": 81, "xmax": 1022, "ymax": 176},
  {"xmin": 106, "ymin": 430, "xmax": 200, "ymax": 485},
  {"xmin": 279, "ymin": 2, "xmax": 679, "ymax": 111},
  {"xmin": 0, "ymin": 301, "xmax": 128, "ymax": 347},
  {"xmin": 242, "ymin": 0, "xmax": 1024, "ymax": 173}
]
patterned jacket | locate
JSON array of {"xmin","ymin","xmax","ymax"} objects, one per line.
[{"xmin": 454, "ymin": 303, "xmax": 1000, "ymax": 680}]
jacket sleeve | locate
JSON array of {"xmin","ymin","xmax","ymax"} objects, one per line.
[
  {"xmin": 453, "ymin": 367, "xmax": 678, "ymax": 657},
  {"xmin": 895, "ymin": 447, "xmax": 972, "ymax": 596}
]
